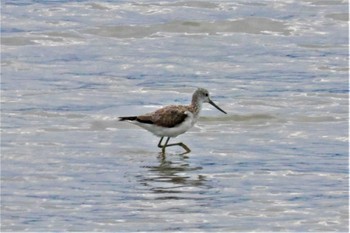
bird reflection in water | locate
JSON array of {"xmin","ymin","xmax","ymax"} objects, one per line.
[{"xmin": 139, "ymin": 154, "xmax": 208, "ymax": 198}]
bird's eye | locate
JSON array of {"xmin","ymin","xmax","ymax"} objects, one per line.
[{"xmin": 205, "ymin": 93, "xmax": 209, "ymax": 97}]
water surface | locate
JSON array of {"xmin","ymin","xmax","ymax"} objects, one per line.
[{"xmin": 1, "ymin": 0, "xmax": 349, "ymax": 231}]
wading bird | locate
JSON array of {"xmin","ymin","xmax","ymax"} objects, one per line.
[{"xmin": 119, "ymin": 88, "xmax": 227, "ymax": 154}]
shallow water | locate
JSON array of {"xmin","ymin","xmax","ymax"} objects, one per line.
[{"xmin": 1, "ymin": 0, "xmax": 349, "ymax": 231}]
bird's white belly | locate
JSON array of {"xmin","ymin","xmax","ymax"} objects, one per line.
[{"xmin": 134, "ymin": 112, "xmax": 195, "ymax": 137}]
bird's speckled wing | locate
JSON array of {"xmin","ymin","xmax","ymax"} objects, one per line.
[{"xmin": 137, "ymin": 105, "xmax": 189, "ymax": 128}]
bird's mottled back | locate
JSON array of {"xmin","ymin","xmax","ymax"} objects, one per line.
[{"xmin": 139, "ymin": 105, "xmax": 189, "ymax": 128}]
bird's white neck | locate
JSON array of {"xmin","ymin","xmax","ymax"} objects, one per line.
[{"xmin": 190, "ymin": 97, "xmax": 203, "ymax": 119}]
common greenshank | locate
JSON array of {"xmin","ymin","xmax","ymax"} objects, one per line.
[{"xmin": 119, "ymin": 88, "xmax": 227, "ymax": 154}]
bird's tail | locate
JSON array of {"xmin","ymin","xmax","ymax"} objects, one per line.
[{"xmin": 119, "ymin": 116, "xmax": 137, "ymax": 121}]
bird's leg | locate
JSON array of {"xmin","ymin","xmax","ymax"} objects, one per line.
[
  {"xmin": 159, "ymin": 137, "xmax": 191, "ymax": 155},
  {"xmin": 161, "ymin": 137, "xmax": 171, "ymax": 154},
  {"xmin": 156, "ymin": 137, "xmax": 169, "ymax": 154},
  {"xmin": 165, "ymin": 142, "xmax": 191, "ymax": 155},
  {"xmin": 157, "ymin": 137, "xmax": 164, "ymax": 148}
]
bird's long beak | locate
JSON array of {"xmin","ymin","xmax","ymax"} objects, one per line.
[{"xmin": 209, "ymin": 99, "xmax": 227, "ymax": 114}]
